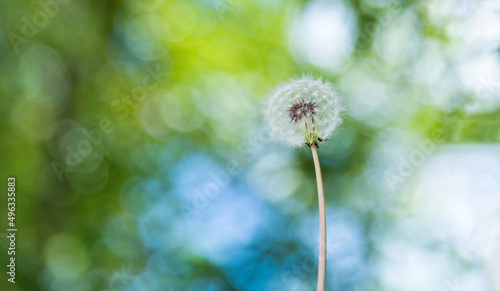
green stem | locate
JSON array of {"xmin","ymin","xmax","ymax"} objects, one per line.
[{"xmin": 311, "ymin": 145, "xmax": 326, "ymax": 291}]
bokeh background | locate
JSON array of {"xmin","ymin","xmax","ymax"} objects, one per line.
[{"xmin": 1, "ymin": 0, "xmax": 500, "ymax": 290}]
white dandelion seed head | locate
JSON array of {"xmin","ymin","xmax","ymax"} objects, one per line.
[{"xmin": 264, "ymin": 75, "xmax": 343, "ymax": 147}]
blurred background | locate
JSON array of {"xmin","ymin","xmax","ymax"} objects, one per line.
[{"xmin": 1, "ymin": 0, "xmax": 500, "ymax": 290}]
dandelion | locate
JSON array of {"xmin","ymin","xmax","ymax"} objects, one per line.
[
  {"xmin": 264, "ymin": 75, "xmax": 343, "ymax": 291},
  {"xmin": 265, "ymin": 75, "xmax": 342, "ymax": 148}
]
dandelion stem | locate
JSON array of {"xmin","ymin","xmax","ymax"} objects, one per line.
[{"xmin": 311, "ymin": 145, "xmax": 326, "ymax": 291}]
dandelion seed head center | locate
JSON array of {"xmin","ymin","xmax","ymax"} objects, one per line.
[{"xmin": 288, "ymin": 99, "xmax": 317, "ymax": 123}]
